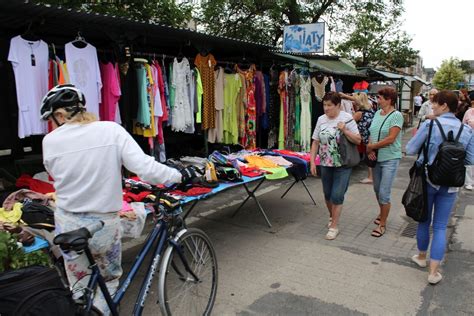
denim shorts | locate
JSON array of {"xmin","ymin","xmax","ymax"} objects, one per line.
[
  {"xmin": 320, "ymin": 166, "xmax": 352, "ymax": 205},
  {"xmin": 373, "ymin": 158, "xmax": 400, "ymax": 204}
]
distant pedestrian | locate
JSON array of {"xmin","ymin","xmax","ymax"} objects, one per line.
[
  {"xmin": 413, "ymin": 94, "xmax": 423, "ymax": 115},
  {"xmin": 351, "ymin": 92, "xmax": 375, "ymax": 184},
  {"xmin": 456, "ymin": 89, "xmax": 470, "ymax": 121},
  {"xmin": 406, "ymin": 90, "xmax": 474, "ymax": 285},
  {"xmin": 310, "ymin": 92, "xmax": 361, "ymax": 240},
  {"xmin": 366, "ymin": 87, "xmax": 404, "ymax": 237},
  {"xmin": 418, "ymin": 89, "xmax": 438, "ymax": 122},
  {"xmin": 462, "ymin": 100, "xmax": 474, "ymax": 190}
]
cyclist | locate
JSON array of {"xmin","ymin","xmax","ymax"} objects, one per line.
[{"xmin": 40, "ymin": 84, "xmax": 198, "ymax": 315}]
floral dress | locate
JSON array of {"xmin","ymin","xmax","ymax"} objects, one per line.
[{"xmin": 357, "ymin": 109, "xmax": 375, "ymax": 145}]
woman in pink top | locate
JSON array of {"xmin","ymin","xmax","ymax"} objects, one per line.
[{"xmin": 463, "ymin": 103, "xmax": 474, "ymax": 190}]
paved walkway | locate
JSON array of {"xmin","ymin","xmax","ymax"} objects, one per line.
[{"xmin": 120, "ymin": 130, "xmax": 474, "ymax": 315}]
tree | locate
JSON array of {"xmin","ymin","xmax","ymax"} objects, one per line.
[
  {"xmin": 432, "ymin": 58, "xmax": 466, "ymax": 90},
  {"xmin": 331, "ymin": 0, "xmax": 418, "ymax": 68},
  {"xmin": 32, "ymin": 0, "xmax": 193, "ymax": 27},
  {"xmin": 197, "ymin": 0, "xmax": 340, "ymax": 46}
]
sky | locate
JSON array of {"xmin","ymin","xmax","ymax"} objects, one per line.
[{"xmin": 402, "ymin": 0, "xmax": 474, "ymax": 69}]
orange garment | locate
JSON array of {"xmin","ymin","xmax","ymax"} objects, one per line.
[
  {"xmin": 194, "ymin": 54, "xmax": 217, "ymax": 130},
  {"xmin": 244, "ymin": 155, "xmax": 279, "ymax": 168}
]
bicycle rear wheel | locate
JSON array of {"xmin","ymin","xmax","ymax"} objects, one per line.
[{"xmin": 158, "ymin": 228, "xmax": 218, "ymax": 316}]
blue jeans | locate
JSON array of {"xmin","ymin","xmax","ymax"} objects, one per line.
[
  {"xmin": 373, "ymin": 159, "xmax": 400, "ymax": 205},
  {"xmin": 320, "ymin": 166, "xmax": 352, "ymax": 205},
  {"xmin": 416, "ymin": 184, "xmax": 457, "ymax": 261}
]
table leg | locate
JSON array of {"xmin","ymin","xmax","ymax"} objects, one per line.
[
  {"xmin": 231, "ymin": 178, "xmax": 271, "ymax": 227},
  {"xmin": 280, "ymin": 180, "xmax": 297, "ymax": 199},
  {"xmin": 302, "ymin": 179, "xmax": 317, "ymax": 205}
]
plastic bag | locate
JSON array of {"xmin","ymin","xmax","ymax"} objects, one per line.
[
  {"xmin": 402, "ymin": 163, "xmax": 428, "ymax": 222},
  {"xmin": 120, "ymin": 202, "xmax": 147, "ymax": 238}
]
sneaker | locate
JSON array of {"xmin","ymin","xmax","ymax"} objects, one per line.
[
  {"xmin": 359, "ymin": 178, "xmax": 373, "ymax": 184},
  {"xmin": 428, "ymin": 272, "xmax": 442, "ymax": 285},
  {"xmin": 465, "ymin": 184, "xmax": 473, "ymax": 191},
  {"xmin": 325, "ymin": 228, "xmax": 339, "ymax": 240},
  {"xmin": 411, "ymin": 255, "xmax": 427, "ymax": 268}
]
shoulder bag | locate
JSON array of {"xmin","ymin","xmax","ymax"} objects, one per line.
[
  {"xmin": 402, "ymin": 120, "xmax": 433, "ymax": 222},
  {"xmin": 365, "ymin": 110, "xmax": 396, "ymax": 168},
  {"xmin": 338, "ymin": 119, "xmax": 360, "ymax": 168}
]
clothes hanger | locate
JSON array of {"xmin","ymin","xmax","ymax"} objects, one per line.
[
  {"xmin": 71, "ymin": 31, "xmax": 88, "ymax": 48},
  {"xmin": 21, "ymin": 21, "xmax": 40, "ymax": 41}
]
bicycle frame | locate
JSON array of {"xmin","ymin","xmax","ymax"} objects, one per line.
[{"xmin": 81, "ymin": 218, "xmax": 190, "ymax": 316}]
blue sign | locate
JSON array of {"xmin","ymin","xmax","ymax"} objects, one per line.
[{"xmin": 283, "ymin": 23, "xmax": 325, "ymax": 53}]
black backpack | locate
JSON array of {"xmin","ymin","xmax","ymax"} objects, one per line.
[
  {"xmin": 0, "ymin": 265, "xmax": 76, "ymax": 316},
  {"xmin": 427, "ymin": 119, "xmax": 466, "ymax": 187}
]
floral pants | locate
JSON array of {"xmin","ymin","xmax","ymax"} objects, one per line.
[{"xmin": 55, "ymin": 209, "xmax": 122, "ymax": 315}]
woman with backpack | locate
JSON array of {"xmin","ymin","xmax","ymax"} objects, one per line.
[
  {"xmin": 406, "ymin": 90, "xmax": 474, "ymax": 285},
  {"xmin": 366, "ymin": 87, "xmax": 404, "ymax": 237}
]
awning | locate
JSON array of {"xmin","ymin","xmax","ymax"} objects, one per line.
[
  {"xmin": 308, "ymin": 58, "xmax": 366, "ymax": 77},
  {"xmin": 360, "ymin": 68, "xmax": 405, "ymax": 80},
  {"xmin": 271, "ymin": 52, "xmax": 310, "ymax": 66},
  {"xmin": 413, "ymin": 76, "xmax": 430, "ymax": 85}
]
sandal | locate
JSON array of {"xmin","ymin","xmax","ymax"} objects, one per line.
[
  {"xmin": 371, "ymin": 225, "xmax": 385, "ymax": 237},
  {"xmin": 373, "ymin": 217, "xmax": 381, "ymax": 225}
]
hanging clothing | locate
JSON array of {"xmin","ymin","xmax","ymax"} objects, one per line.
[
  {"xmin": 99, "ymin": 62, "xmax": 121, "ymax": 121},
  {"xmin": 135, "ymin": 65, "xmax": 150, "ymax": 128},
  {"xmin": 65, "ymin": 42, "xmax": 102, "ymax": 118},
  {"xmin": 267, "ymin": 69, "xmax": 280, "ymax": 148},
  {"xmin": 237, "ymin": 73, "xmax": 247, "ymax": 142},
  {"xmin": 286, "ymin": 70, "xmax": 299, "ymax": 150},
  {"xmin": 335, "ymin": 78, "xmax": 344, "ymax": 92},
  {"xmin": 8, "ymin": 35, "xmax": 48, "ymax": 138},
  {"xmin": 171, "ymin": 57, "xmax": 193, "ymax": 132},
  {"xmin": 311, "ymin": 75, "xmax": 328, "ymax": 102},
  {"xmin": 236, "ymin": 64, "xmax": 257, "ymax": 149},
  {"xmin": 300, "ymin": 75, "xmax": 312, "ymax": 152},
  {"xmin": 184, "ymin": 69, "xmax": 196, "ymax": 134},
  {"xmin": 208, "ymin": 67, "xmax": 225, "ymax": 143},
  {"xmin": 194, "ymin": 68, "xmax": 203, "ymax": 124},
  {"xmin": 223, "ymin": 73, "xmax": 242, "ymax": 145},
  {"xmin": 278, "ymin": 70, "xmax": 288, "ymax": 149},
  {"xmin": 194, "ymin": 53, "xmax": 217, "ymax": 130}
]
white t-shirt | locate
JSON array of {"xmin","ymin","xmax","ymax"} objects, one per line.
[
  {"xmin": 65, "ymin": 42, "xmax": 102, "ymax": 118},
  {"xmin": 8, "ymin": 35, "xmax": 48, "ymax": 138},
  {"xmin": 43, "ymin": 121, "xmax": 182, "ymax": 214},
  {"xmin": 312, "ymin": 111, "xmax": 359, "ymax": 167}
]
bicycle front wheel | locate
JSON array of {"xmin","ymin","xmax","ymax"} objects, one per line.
[{"xmin": 158, "ymin": 228, "xmax": 218, "ymax": 316}]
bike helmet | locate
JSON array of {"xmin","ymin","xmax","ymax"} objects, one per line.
[{"xmin": 40, "ymin": 84, "xmax": 86, "ymax": 121}]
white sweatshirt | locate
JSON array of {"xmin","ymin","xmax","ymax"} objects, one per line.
[{"xmin": 42, "ymin": 121, "xmax": 182, "ymax": 213}]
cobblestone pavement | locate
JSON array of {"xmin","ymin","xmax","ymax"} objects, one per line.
[{"xmin": 119, "ymin": 130, "xmax": 474, "ymax": 315}]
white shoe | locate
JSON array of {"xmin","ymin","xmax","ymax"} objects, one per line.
[
  {"xmin": 411, "ymin": 255, "xmax": 427, "ymax": 268},
  {"xmin": 465, "ymin": 184, "xmax": 473, "ymax": 191},
  {"xmin": 325, "ymin": 228, "xmax": 339, "ymax": 240},
  {"xmin": 428, "ymin": 272, "xmax": 442, "ymax": 285}
]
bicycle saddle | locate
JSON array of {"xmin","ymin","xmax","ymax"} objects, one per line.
[{"xmin": 53, "ymin": 227, "xmax": 91, "ymax": 252}]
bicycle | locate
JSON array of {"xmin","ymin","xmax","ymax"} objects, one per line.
[{"xmin": 53, "ymin": 184, "xmax": 218, "ymax": 316}]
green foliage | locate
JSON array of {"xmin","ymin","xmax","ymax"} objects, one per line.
[
  {"xmin": 0, "ymin": 231, "xmax": 51, "ymax": 273},
  {"xmin": 432, "ymin": 58, "xmax": 466, "ymax": 90},
  {"xmin": 332, "ymin": 0, "xmax": 418, "ymax": 68},
  {"xmin": 459, "ymin": 60, "xmax": 472, "ymax": 73},
  {"xmin": 32, "ymin": 0, "xmax": 193, "ymax": 27},
  {"xmin": 197, "ymin": 0, "xmax": 340, "ymax": 45}
]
